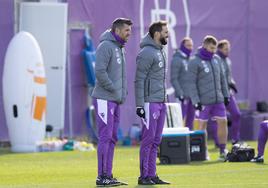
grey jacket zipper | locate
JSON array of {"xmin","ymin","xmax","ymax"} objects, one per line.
[
  {"xmin": 120, "ymin": 48, "xmax": 124, "ymax": 102},
  {"xmin": 210, "ymin": 60, "xmax": 218, "ymax": 103},
  {"xmin": 161, "ymin": 50, "xmax": 166, "ymax": 102}
]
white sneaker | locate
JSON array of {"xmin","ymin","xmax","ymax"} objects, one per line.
[
  {"xmin": 206, "ymin": 150, "xmax": 210, "ymax": 161},
  {"xmin": 251, "ymin": 156, "xmax": 264, "ymax": 163},
  {"xmin": 218, "ymin": 149, "xmax": 228, "ymax": 162}
]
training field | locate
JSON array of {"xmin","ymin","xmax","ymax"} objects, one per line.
[{"xmin": 0, "ymin": 141, "xmax": 267, "ymax": 188}]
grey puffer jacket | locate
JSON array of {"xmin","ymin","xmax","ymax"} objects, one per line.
[
  {"xmin": 218, "ymin": 56, "xmax": 236, "ymax": 86},
  {"xmin": 135, "ymin": 33, "xmax": 167, "ymax": 107},
  {"xmin": 91, "ymin": 30, "xmax": 127, "ymax": 104},
  {"xmin": 188, "ymin": 53, "xmax": 230, "ymax": 105},
  {"xmin": 170, "ymin": 50, "xmax": 192, "ymax": 98}
]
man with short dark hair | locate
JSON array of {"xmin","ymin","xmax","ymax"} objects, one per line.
[
  {"xmin": 92, "ymin": 17, "xmax": 132, "ymax": 187},
  {"xmin": 188, "ymin": 35, "xmax": 230, "ymax": 161},
  {"xmin": 170, "ymin": 37, "xmax": 195, "ymax": 130},
  {"xmin": 135, "ymin": 21, "xmax": 170, "ymax": 185}
]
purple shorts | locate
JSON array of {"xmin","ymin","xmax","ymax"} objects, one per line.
[{"xmin": 197, "ymin": 103, "xmax": 226, "ymax": 121}]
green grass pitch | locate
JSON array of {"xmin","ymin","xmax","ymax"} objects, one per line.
[{"xmin": 0, "ymin": 141, "xmax": 268, "ymax": 188}]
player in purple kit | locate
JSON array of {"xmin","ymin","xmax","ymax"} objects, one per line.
[
  {"xmin": 135, "ymin": 21, "xmax": 170, "ymax": 185},
  {"xmin": 251, "ymin": 120, "xmax": 268, "ymax": 163},
  {"xmin": 91, "ymin": 18, "xmax": 132, "ymax": 187},
  {"xmin": 188, "ymin": 35, "xmax": 230, "ymax": 161}
]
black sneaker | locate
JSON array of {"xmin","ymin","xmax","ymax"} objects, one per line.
[
  {"xmin": 96, "ymin": 175, "xmax": 121, "ymax": 187},
  {"xmin": 251, "ymin": 156, "xmax": 264, "ymax": 163},
  {"xmin": 110, "ymin": 174, "xmax": 128, "ymax": 186},
  {"xmin": 150, "ymin": 175, "xmax": 170, "ymax": 185},
  {"xmin": 138, "ymin": 177, "xmax": 155, "ymax": 185}
]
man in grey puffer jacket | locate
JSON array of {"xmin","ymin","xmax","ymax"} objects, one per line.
[
  {"xmin": 188, "ymin": 35, "xmax": 230, "ymax": 161},
  {"xmin": 135, "ymin": 21, "xmax": 170, "ymax": 185},
  {"xmin": 170, "ymin": 37, "xmax": 195, "ymax": 130},
  {"xmin": 210, "ymin": 39, "xmax": 241, "ymax": 147},
  {"xmin": 91, "ymin": 18, "xmax": 132, "ymax": 187}
]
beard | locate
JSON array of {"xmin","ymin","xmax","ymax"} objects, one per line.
[
  {"xmin": 160, "ymin": 37, "xmax": 167, "ymax": 45},
  {"xmin": 122, "ymin": 34, "xmax": 130, "ymax": 42}
]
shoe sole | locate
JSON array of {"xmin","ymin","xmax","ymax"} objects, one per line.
[
  {"xmin": 251, "ymin": 161, "xmax": 264, "ymax": 163},
  {"xmin": 218, "ymin": 158, "xmax": 227, "ymax": 162},
  {"xmin": 96, "ymin": 183, "xmax": 121, "ymax": 187},
  {"xmin": 119, "ymin": 182, "xmax": 128, "ymax": 186}
]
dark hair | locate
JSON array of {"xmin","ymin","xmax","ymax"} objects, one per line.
[
  {"xmin": 181, "ymin": 37, "xmax": 192, "ymax": 46},
  {"xmin": 218, "ymin": 39, "xmax": 230, "ymax": 49},
  {"xmin": 111, "ymin": 18, "xmax": 133, "ymax": 32},
  {"xmin": 203, "ymin": 35, "xmax": 217, "ymax": 46},
  {"xmin": 149, "ymin": 20, "xmax": 168, "ymax": 39}
]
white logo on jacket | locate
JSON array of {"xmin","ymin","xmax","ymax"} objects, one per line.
[
  {"xmin": 183, "ymin": 60, "xmax": 188, "ymax": 71},
  {"xmin": 201, "ymin": 61, "xmax": 210, "ymax": 73},
  {"xmin": 157, "ymin": 53, "xmax": 162, "ymax": 61},
  {"xmin": 115, "ymin": 48, "xmax": 121, "ymax": 64},
  {"xmin": 157, "ymin": 52, "xmax": 164, "ymax": 67},
  {"xmin": 117, "ymin": 58, "xmax": 121, "ymax": 64}
]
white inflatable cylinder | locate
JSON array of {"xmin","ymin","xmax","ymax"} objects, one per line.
[{"xmin": 3, "ymin": 31, "xmax": 47, "ymax": 152}]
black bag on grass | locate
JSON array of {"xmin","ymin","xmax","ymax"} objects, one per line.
[{"xmin": 226, "ymin": 142, "xmax": 255, "ymax": 162}]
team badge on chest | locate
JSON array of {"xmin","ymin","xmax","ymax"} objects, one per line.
[
  {"xmin": 115, "ymin": 48, "xmax": 121, "ymax": 64},
  {"xmin": 204, "ymin": 67, "xmax": 210, "ymax": 73},
  {"xmin": 157, "ymin": 52, "xmax": 164, "ymax": 68},
  {"xmin": 201, "ymin": 60, "xmax": 210, "ymax": 73}
]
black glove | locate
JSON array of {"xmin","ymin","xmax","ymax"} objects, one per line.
[
  {"xmin": 136, "ymin": 107, "xmax": 145, "ymax": 118},
  {"xmin": 229, "ymin": 83, "xmax": 238, "ymax": 93},
  {"xmin": 178, "ymin": 95, "xmax": 184, "ymax": 103},
  {"xmin": 224, "ymin": 97, "xmax": 230, "ymax": 106},
  {"xmin": 194, "ymin": 103, "xmax": 203, "ymax": 111}
]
